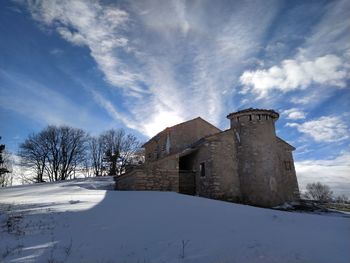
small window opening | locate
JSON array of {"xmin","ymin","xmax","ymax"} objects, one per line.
[
  {"xmin": 258, "ymin": 114, "xmax": 261, "ymax": 120},
  {"xmin": 265, "ymin": 115, "xmax": 269, "ymax": 120},
  {"xmin": 200, "ymin": 162, "xmax": 206, "ymax": 177},
  {"xmin": 249, "ymin": 115, "xmax": 252, "ymax": 121},
  {"xmin": 284, "ymin": 161, "xmax": 292, "ymax": 171}
]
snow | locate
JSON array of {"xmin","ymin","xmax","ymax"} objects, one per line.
[{"xmin": 0, "ymin": 177, "xmax": 349, "ymax": 263}]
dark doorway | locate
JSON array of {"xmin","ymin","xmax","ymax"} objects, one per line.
[{"xmin": 179, "ymin": 153, "xmax": 196, "ymax": 195}]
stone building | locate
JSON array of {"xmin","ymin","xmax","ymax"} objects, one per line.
[{"xmin": 115, "ymin": 108, "xmax": 299, "ymax": 207}]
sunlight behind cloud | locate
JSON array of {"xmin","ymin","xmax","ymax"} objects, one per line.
[
  {"xmin": 143, "ymin": 110, "xmax": 184, "ymax": 137},
  {"xmin": 4, "ymin": 0, "xmax": 349, "ymax": 195},
  {"xmin": 0, "ymin": 0, "xmax": 350, "ymax": 215},
  {"xmin": 24, "ymin": 0, "xmax": 282, "ymax": 138}
]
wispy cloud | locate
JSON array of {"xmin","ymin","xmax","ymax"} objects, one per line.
[
  {"xmin": 0, "ymin": 69, "xmax": 106, "ymax": 131},
  {"xmin": 300, "ymin": 0, "xmax": 350, "ymax": 58},
  {"xmin": 50, "ymin": 48, "xmax": 63, "ymax": 56},
  {"xmin": 290, "ymin": 92, "xmax": 320, "ymax": 105},
  {"xmin": 28, "ymin": 0, "xmax": 144, "ymax": 94},
  {"xmin": 23, "ymin": 0, "xmax": 281, "ymax": 136},
  {"xmin": 127, "ymin": 0, "xmax": 281, "ymax": 132},
  {"xmin": 90, "ymin": 89, "xmax": 139, "ymax": 131},
  {"xmin": 295, "ymin": 151, "xmax": 350, "ymax": 197},
  {"xmin": 20, "ymin": 0, "xmax": 350, "ymax": 140},
  {"xmin": 286, "ymin": 116, "xmax": 349, "ymax": 142}
]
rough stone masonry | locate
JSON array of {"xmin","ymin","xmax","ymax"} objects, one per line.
[{"xmin": 115, "ymin": 108, "xmax": 300, "ymax": 207}]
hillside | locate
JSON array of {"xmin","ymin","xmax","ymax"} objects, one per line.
[{"xmin": 0, "ymin": 177, "xmax": 349, "ymax": 263}]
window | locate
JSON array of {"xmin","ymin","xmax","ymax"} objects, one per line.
[
  {"xmin": 258, "ymin": 114, "xmax": 261, "ymax": 120},
  {"xmin": 284, "ymin": 161, "xmax": 292, "ymax": 171},
  {"xmin": 249, "ymin": 115, "xmax": 252, "ymax": 121},
  {"xmin": 200, "ymin": 162, "xmax": 205, "ymax": 177}
]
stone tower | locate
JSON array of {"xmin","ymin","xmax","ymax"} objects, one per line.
[{"xmin": 227, "ymin": 108, "xmax": 284, "ymax": 207}]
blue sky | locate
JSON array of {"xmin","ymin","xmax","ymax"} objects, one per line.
[{"xmin": 0, "ymin": 0, "xmax": 349, "ymax": 195}]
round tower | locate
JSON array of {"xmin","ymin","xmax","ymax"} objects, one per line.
[{"xmin": 227, "ymin": 108, "xmax": 281, "ymax": 207}]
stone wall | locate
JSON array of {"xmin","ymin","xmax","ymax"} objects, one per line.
[
  {"xmin": 276, "ymin": 138, "xmax": 300, "ymax": 202},
  {"xmin": 178, "ymin": 130, "xmax": 241, "ymax": 202},
  {"xmin": 116, "ymin": 154, "xmax": 179, "ymax": 192},
  {"xmin": 144, "ymin": 117, "xmax": 221, "ymax": 163},
  {"xmin": 229, "ymin": 110, "xmax": 284, "ymax": 207},
  {"xmin": 167, "ymin": 117, "xmax": 221, "ymax": 154},
  {"xmin": 116, "ymin": 168, "xmax": 148, "ymax": 190},
  {"xmin": 118, "ymin": 108, "xmax": 300, "ymax": 208},
  {"xmin": 144, "ymin": 155, "xmax": 179, "ymax": 191},
  {"xmin": 208, "ymin": 130, "xmax": 241, "ymax": 201}
]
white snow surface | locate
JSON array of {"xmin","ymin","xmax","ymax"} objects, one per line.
[{"xmin": 0, "ymin": 177, "xmax": 349, "ymax": 263}]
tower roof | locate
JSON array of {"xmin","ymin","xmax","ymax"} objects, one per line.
[{"xmin": 226, "ymin": 108, "xmax": 279, "ymax": 119}]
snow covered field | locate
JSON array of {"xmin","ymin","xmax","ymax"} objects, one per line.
[{"xmin": 0, "ymin": 177, "xmax": 349, "ymax": 263}]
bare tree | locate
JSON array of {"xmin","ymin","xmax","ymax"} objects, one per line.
[
  {"xmin": 18, "ymin": 133, "xmax": 48, "ymax": 183},
  {"xmin": 129, "ymin": 148, "xmax": 145, "ymax": 165},
  {"xmin": 304, "ymin": 182, "xmax": 333, "ymax": 203},
  {"xmin": 19, "ymin": 126, "xmax": 141, "ymax": 180},
  {"xmin": 118, "ymin": 134, "xmax": 142, "ymax": 174},
  {"xmin": 19, "ymin": 125, "xmax": 88, "ymax": 182},
  {"xmin": 0, "ymin": 137, "xmax": 11, "ymax": 186},
  {"xmin": 101, "ymin": 129, "xmax": 123, "ymax": 176},
  {"xmin": 335, "ymin": 194, "xmax": 349, "ymax": 204},
  {"xmin": 100, "ymin": 129, "xmax": 141, "ymax": 176},
  {"xmin": 42, "ymin": 126, "xmax": 60, "ymax": 182},
  {"xmin": 88, "ymin": 136, "xmax": 105, "ymax": 176},
  {"xmin": 59, "ymin": 126, "xmax": 87, "ymax": 180},
  {"xmin": 0, "ymin": 140, "xmax": 13, "ymax": 187}
]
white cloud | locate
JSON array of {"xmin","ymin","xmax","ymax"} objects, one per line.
[
  {"xmin": 286, "ymin": 116, "xmax": 349, "ymax": 142},
  {"xmin": 239, "ymin": 0, "xmax": 350, "ymax": 101},
  {"xmin": 295, "ymin": 152, "xmax": 350, "ymax": 197},
  {"xmin": 23, "ymin": 0, "xmax": 283, "ymax": 137},
  {"xmin": 282, "ymin": 108, "xmax": 306, "ymax": 120},
  {"xmin": 133, "ymin": 0, "xmax": 190, "ymax": 36},
  {"xmin": 240, "ymin": 54, "xmax": 349, "ymax": 98},
  {"xmin": 28, "ymin": 0, "xmax": 144, "ymax": 94}
]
